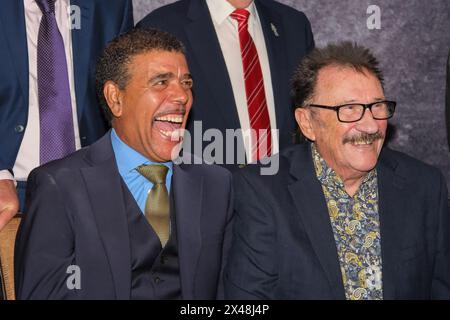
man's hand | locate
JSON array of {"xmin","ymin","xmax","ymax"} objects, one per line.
[{"xmin": 0, "ymin": 179, "xmax": 19, "ymax": 231}]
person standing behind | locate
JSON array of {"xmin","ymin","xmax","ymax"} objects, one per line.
[
  {"xmin": 0, "ymin": 0, "xmax": 134, "ymax": 230},
  {"xmin": 137, "ymin": 0, "xmax": 314, "ymax": 170}
]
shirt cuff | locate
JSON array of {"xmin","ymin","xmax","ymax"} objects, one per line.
[{"xmin": 0, "ymin": 170, "xmax": 17, "ymax": 187}]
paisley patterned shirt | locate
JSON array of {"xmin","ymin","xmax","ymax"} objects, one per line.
[{"xmin": 312, "ymin": 144, "xmax": 383, "ymax": 300}]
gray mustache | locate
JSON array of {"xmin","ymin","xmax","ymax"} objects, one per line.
[{"xmin": 343, "ymin": 132, "xmax": 384, "ymax": 144}]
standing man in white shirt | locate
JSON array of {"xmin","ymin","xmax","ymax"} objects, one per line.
[
  {"xmin": 0, "ymin": 0, "xmax": 134, "ymax": 230},
  {"xmin": 137, "ymin": 0, "xmax": 314, "ymax": 170}
]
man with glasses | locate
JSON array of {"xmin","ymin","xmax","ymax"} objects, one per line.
[{"xmin": 224, "ymin": 42, "xmax": 450, "ymax": 300}]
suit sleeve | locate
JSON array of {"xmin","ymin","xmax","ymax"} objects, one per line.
[
  {"xmin": 224, "ymin": 171, "xmax": 278, "ymax": 300},
  {"xmin": 135, "ymin": 10, "xmax": 164, "ymax": 30},
  {"xmin": 119, "ymin": 0, "xmax": 134, "ymax": 33},
  {"xmin": 15, "ymin": 169, "xmax": 78, "ymax": 300},
  {"xmin": 303, "ymin": 13, "xmax": 315, "ymax": 54},
  {"xmin": 216, "ymin": 171, "xmax": 234, "ymax": 300},
  {"xmin": 431, "ymin": 172, "xmax": 450, "ymax": 298}
]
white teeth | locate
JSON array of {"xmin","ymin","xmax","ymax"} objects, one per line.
[
  {"xmin": 159, "ymin": 129, "xmax": 183, "ymax": 141},
  {"xmin": 353, "ymin": 141, "xmax": 372, "ymax": 145},
  {"xmin": 159, "ymin": 129, "xmax": 170, "ymax": 137},
  {"xmin": 155, "ymin": 115, "xmax": 183, "ymax": 123}
]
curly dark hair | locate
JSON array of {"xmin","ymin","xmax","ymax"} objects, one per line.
[{"xmin": 95, "ymin": 28, "xmax": 185, "ymax": 123}]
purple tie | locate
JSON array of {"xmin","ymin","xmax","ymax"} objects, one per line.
[{"xmin": 36, "ymin": 0, "xmax": 75, "ymax": 165}]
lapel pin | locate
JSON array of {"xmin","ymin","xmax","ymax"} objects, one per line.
[{"xmin": 271, "ymin": 23, "xmax": 279, "ymax": 37}]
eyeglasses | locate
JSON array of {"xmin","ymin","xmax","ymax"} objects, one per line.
[{"xmin": 307, "ymin": 100, "xmax": 396, "ymax": 123}]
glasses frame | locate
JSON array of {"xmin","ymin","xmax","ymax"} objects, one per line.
[{"xmin": 307, "ymin": 100, "xmax": 397, "ymax": 123}]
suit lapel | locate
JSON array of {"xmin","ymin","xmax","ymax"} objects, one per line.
[
  {"xmin": 80, "ymin": 133, "xmax": 131, "ymax": 299},
  {"xmin": 376, "ymin": 150, "xmax": 405, "ymax": 300},
  {"xmin": 287, "ymin": 145, "xmax": 346, "ymax": 299},
  {"xmin": 0, "ymin": 0, "xmax": 29, "ymax": 109},
  {"xmin": 185, "ymin": 0, "xmax": 240, "ymax": 130},
  {"xmin": 254, "ymin": 0, "xmax": 289, "ymax": 130},
  {"xmin": 289, "ymin": 145, "xmax": 406, "ymax": 299},
  {"xmin": 172, "ymin": 164, "xmax": 204, "ymax": 299},
  {"xmin": 70, "ymin": 0, "xmax": 94, "ymax": 120}
]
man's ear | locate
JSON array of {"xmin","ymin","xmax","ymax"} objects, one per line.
[
  {"xmin": 295, "ymin": 107, "xmax": 316, "ymax": 141},
  {"xmin": 103, "ymin": 81, "xmax": 123, "ymax": 118}
]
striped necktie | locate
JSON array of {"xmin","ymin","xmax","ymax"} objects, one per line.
[{"xmin": 230, "ymin": 8, "xmax": 272, "ymax": 161}]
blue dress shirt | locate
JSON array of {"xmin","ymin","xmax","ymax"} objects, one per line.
[{"xmin": 111, "ymin": 129, "xmax": 173, "ymax": 214}]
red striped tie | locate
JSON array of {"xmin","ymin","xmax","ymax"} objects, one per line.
[{"xmin": 231, "ymin": 9, "xmax": 272, "ymax": 161}]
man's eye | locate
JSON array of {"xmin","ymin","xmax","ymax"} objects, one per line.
[
  {"xmin": 182, "ymin": 80, "xmax": 193, "ymax": 89},
  {"xmin": 155, "ymin": 80, "xmax": 167, "ymax": 86},
  {"xmin": 372, "ymin": 103, "xmax": 385, "ymax": 109},
  {"xmin": 342, "ymin": 105, "xmax": 361, "ymax": 112}
]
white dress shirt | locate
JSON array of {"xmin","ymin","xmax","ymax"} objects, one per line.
[
  {"xmin": 1, "ymin": 0, "xmax": 81, "ymax": 182},
  {"xmin": 206, "ymin": 0, "xmax": 279, "ymax": 162}
]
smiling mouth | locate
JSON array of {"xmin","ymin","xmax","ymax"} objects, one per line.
[
  {"xmin": 351, "ymin": 139, "xmax": 374, "ymax": 146},
  {"xmin": 344, "ymin": 132, "xmax": 384, "ymax": 146},
  {"xmin": 153, "ymin": 114, "xmax": 185, "ymax": 140}
]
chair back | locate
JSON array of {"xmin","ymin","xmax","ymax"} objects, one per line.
[{"xmin": 0, "ymin": 215, "xmax": 21, "ymax": 300}]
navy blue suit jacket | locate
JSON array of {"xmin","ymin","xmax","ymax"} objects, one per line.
[
  {"xmin": 0, "ymin": 0, "xmax": 134, "ymax": 172},
  {"xmin": 225, "ymin": 143, "xmax": 450, "ymax": 299},
  {"xmin": 137, "ymin": 0, "xmax": 314, "ymax": 171},
  {"xmin": 14, "ymin": 132, "xmax": 234, "ymax": 299}
]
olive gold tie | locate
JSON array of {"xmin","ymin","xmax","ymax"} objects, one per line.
[{"xmin": 136, "ymin": 164, "xmax": 170, "ymax": 247}]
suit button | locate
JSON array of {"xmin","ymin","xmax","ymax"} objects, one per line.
[
  {"xmin": 160, "ymin": 256, "xmax": 167, "ymax": 264},
  {"xmin": 154, "ymin": 277, "xmax": 161, "ymax": 284},
  {"xmin": 15, "ymin": 125, "xmax": 25, "ymax": 133}
]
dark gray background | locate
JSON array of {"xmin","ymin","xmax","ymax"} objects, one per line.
[{"xmin": 132, "ymin": 0, "xmax": 450, "ymax": 188}]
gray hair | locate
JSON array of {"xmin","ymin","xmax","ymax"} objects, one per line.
[{"xmin": 291, "ymin": 41, "xmax": 384, "ymax": 109}]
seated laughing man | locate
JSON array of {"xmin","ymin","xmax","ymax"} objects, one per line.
[{"xmin": 15, "ymin": 28, "xmax": 233, "ymax": 300}]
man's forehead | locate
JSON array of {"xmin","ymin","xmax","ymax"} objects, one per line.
[
  {"xmin": 317, "ymin": 65, "xmax": 377, "ymax": 83},
  {"xmin": 131, "ymin": 51, "xmax": 188, "ymax": 71},
  {"xmin": 145, "ymin": 62, "xmax": 190, "ymax": 76},
  {"xmin": 315, "ymin": 65, "xmax": 384, "ymax": 101},
  {"xmin": 132, "ymin": 52, "xmax": 189, "ymax": 77}
]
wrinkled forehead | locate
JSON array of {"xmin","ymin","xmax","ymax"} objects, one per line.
[
  {"xmin": 128, "ymin": 50, "xmax": 190, "ymax": 78},
  {"xmin": 314, "ymin": 65, "xmax": 385, "ymax": 104}
]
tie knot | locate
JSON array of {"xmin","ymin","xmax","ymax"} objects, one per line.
[
  {"xmin": 137, "ymin": 164, "xmax": 169, "ymax": 185},
  {"xmin": 36, "ymin": 0, "xmax": 56, "ymax": 14},
  {"xmin": 230, "ymin": 9, "xmax": 250, "ymax": 24}
]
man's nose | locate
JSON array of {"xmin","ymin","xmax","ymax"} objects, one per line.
[
  {"xmin": 355, "ymin": 108, "xmax": 380, "ymax": 134},
  {"xmin": 170, "ymin": 82, "xmax": 190, "ymax": 105}
]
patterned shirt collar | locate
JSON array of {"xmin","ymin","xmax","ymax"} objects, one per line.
[
  {"xmin": 311, "ymin": 142, "xmax": 382, "ymax": 300},
  {"xmin": 311, "ymin": 143, "xmax": 376, "ymax": 196}
]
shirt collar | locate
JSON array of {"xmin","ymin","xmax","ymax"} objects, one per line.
[
  {"xmin": 311, "ymin": 143, "xmax": 376, "ymax": 191},
  {"xmin": 110, "ymin": 129, "xmax": 173, "ymax": 177},
  {"xmin": 206, "ymin": 0, "xmax": 257, "ymax": 26}
]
